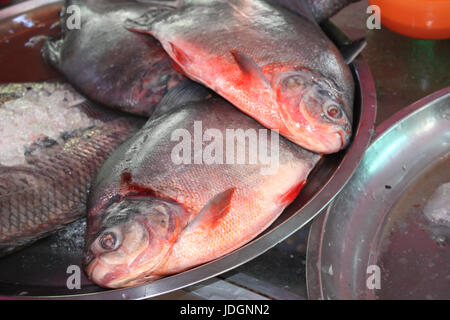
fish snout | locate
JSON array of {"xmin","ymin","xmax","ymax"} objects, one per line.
[{"xmin": 338, "ymin": 122, "xmax": 352, "ymax": 148}]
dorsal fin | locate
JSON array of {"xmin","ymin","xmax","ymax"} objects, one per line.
[{"xmin": 151, "ymin": 80, "xmax": 211, "ymax": 118}]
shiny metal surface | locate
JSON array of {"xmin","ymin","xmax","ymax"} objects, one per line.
[
  {"xmin": 0, "ymin": 1, "xmax": 376, "ymax": 299},
  {"xmin": 307, "ymin": 87, "xmax": 450, "ymax": 300}
]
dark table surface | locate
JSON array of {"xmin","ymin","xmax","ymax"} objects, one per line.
[{"xmin": 169, "ymin": 0, "xmax": 450, "ymax": 300}]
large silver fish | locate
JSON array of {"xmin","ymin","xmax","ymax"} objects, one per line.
[
  {"xmin": 125, "ymin": 0, "xmax": 355, "ymax": 154},
  {"xmin": 83, "ymin": 81, "xmax": 321, "ymax": 288}
]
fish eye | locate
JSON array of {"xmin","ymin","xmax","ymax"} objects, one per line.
[
  {"xmin": 323, "ymin": 103, "xmax": 342, "ymax": 120},
  {"xmin": 99, "ymin": 231, "xmax": 120, "ymax": 251}
]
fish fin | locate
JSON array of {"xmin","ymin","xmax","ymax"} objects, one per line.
[
  {"xmin": 278, "ymin": 180, "xmax": 306, "ymax": 207},
  {"xmin": 41, "ymin": 38, "xmax": 62, "ymax": 68},
  {"xmin": 151, "ymin": 80, "xmax": 211, "ymax": 118},
  {"xmin": 230, "ymin": 50, "xmax": 271, "ymax": 89},
  {"xmin": 340, "ymin": 38, "xmax": 367, "ymax": 64},
  {"xmin": 169, "ymin": 58, "xmax": 188, "ymax": 77},
  {"xmin": 124, "ymin": 7, "xmax": 172, "ymax": 34},
  {"xmin": 184, "ymin": 188, "xmax": 235, "ymax": 233}
]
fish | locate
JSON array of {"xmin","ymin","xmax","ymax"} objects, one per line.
[
  {"xmin": 42, "ymin": 0, "xmax": 185, "ymax": 117},
  {"xmin": 0, "ymin": 81, "xmax": 145, "ymax": 257},
  {"xmin": 266, "ymin": 0, "xmax": 360, "ymax": 23},
  {"xmin": 125, "ymin": 0, "xmax": 355, "ymax": 154},
  {"xmin": 83, "ymin": 81, "xmax": 321, "ymax": 288}
]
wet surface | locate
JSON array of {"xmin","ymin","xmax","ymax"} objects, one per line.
[
  {"xmin": 0, "ymin": 2, "xmax": 63, "ymax": 82},
  {"xmin": 375, "ymin": 154, "xmax": 450, "ymax": 300}
]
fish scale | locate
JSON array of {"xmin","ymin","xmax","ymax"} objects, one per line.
[
  {"xmin": 1, "ymin": 124, "xmax": 128, "ymax": 244},
  {"xmin": 0, "ymin": 83, "xmax": 144, "ymax": 257}
]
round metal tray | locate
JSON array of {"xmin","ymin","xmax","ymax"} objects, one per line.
[
  {"xmin": 0, "ymin": 1, "xmax": 376, "ymax": 299},
  {"xmin": 307, "ymin": 87, "xmax": 450, "ymax": 300}
]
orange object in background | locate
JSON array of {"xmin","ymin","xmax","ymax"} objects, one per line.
[{"xmin": 369, "ymin": 0, "xmax": 450, "ymax": 39}]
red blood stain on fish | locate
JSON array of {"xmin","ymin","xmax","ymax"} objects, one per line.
[{"xmin": 119, "ymin": 172, "xmax": 158, "ymax": 198}]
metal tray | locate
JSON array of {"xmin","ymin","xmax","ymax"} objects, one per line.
[
  {"xmin": 0, "ymin": 1, "xmax": 376, "ymax": 299},
  {"xmin": 307, "ymin": 87, "xmax": 450, "ymax": 300}
]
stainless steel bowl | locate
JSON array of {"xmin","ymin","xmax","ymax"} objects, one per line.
[
  {"xmin": 307, "ymin": 87, "xmax": 450, "ymax": 300},
  {"xmin": 0, "ymin": 1, "xmax": 377, "ymax": 299}
]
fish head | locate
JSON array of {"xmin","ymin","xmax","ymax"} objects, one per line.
[
  {"xmin": 274, "ymin": 70, "xmax": 352, "ymax": 154},
  {"xmin": 84, "ymin": 197, "xmax": 187, "ymax": 288}
]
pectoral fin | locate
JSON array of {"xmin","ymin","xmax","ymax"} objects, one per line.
[
  {"xmin": 230, "ymin": 50, "xmax": 272, "ymax": 90},
  {"xmin": 183, "ymin": 188, "xmax": 236, "ymax": 234}
]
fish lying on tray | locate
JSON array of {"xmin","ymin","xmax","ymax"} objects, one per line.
[
  {"xmin": 0, "ymin": 0, "xmax": 362, "ymax": 291},
  {"xmin": 42, "ymin": 0, "xmax": 185, "ymax": 117},
  {"xmin": 83, "ymin": 81, "xmax": 321, "ymax": 288},
  {"xmin": 0, "ymin": 82, "xmax": 145, "ymax": 257},
  {"xmin": 125, "ymin": 0, "xmax": 357, "ymax": 154}
]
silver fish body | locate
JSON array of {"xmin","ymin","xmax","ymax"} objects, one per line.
[{"xmin": 84, "ymin": 81, "xmax": 321, "ymax": 288}]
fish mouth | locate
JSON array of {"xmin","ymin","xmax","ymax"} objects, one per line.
[
  {"xmin": 86, "ymin": 250, "xmax": 155, "ymax": 289},
  {"xmin": 85, "ymin": 226, "xmax": 156, "ymax": 288},
  {"xmin": 86, "ymin": 259, "xmax": 140, "ymax": 289},
  {"xmin": 310, "ymin": 127, "xmax": 348, "ymax": 154},
  {"xmin": 85, "ymin": 228, "xmax": 174, "ymax": 288},
  {"xmin": 279, "ymin": 96, "xmax": 350, "ymax": 154},
  {"xmin": 337, "ymin": 125, "xmax": 351, "ymax": 149}
]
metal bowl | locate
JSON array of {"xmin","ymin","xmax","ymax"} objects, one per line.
[
  {"xmin": 0, "ymin": 1, "xmax": 376, "ymax": 299},
  {"xmin": 307, "ymin": 87, "xmax": 450, "ymax": 300}
]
